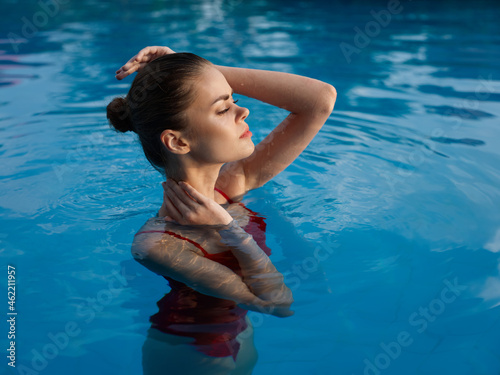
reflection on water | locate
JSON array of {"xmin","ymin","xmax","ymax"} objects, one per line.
[{"xmin": 1, "ymin": 0, "xmax": 500, "ymax": 374}]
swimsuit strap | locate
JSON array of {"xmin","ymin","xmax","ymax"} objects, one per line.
[
  {"xmin": 214, "ymin": 187, "xmax": 234, "ymax": 204},
  {"xmin": 214, "ymin": 187, "xmax": 259, "ymax": 217},
  {"xmin": 134, "ymin": 229, "xmax": 209, "ymax": 256}
]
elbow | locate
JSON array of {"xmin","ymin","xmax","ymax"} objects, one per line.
[
  {"xmin": 131, "ymin": 243, "xmax": 148, "ymax": 261},
  {"xmin": 319, "ymin": 84, "xmax": 337, "ymax": 116},
  {"xmin": 131, "ymin": 241, "xmax": 165, "ymax": 276},
  {"xmin": 306, "ymin": 83, "xmax": 337, "ymax": 118},
  {"xmin": 327, "ymin": 84, "xmax": 337, "ymax": 105}
]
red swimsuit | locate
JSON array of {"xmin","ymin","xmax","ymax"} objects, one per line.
[{"xmin": 134, "ymin": 187, "xmax": 271, "ymax": 361}]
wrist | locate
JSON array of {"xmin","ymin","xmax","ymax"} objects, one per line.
[{"xmin": 218, "ymin": 219, "xmax": 244, "ymax": 235}]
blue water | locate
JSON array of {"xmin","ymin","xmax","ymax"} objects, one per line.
[{"xmin": 2, "ymin": 0, "xmax": 500, "ymax": 374}]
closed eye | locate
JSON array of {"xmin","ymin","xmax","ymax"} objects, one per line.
[{"xmin": 217, "ymin": 99, "xmax": 239, "ymax": 115}]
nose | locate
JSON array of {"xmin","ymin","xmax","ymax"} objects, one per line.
[{"xmin": 237, "ymin": 106, "xmax": 250, "ymax": 122}]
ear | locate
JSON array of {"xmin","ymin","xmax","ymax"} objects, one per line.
[{"xmin": 160, "ymin": 129, "xmax": 191, "ymax": 155}]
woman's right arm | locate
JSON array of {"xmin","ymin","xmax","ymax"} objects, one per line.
[
  {"xmin": 218, "ymin": 220, "xmax": 294, "ymax": 307},
  {"xmin": 132, "ymin": 233, "xmax": 293, "ymax": 317},
  {"xmin": 159, "ymin": 179, "xmax": 294, "ymax": 315}
]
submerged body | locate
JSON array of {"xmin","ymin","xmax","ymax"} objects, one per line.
[{"xmin": 134, "ymin": 188, "xmax": 272, "ymax": 374}]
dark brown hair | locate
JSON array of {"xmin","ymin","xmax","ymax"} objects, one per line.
[{"xmin": 106, "ymin": 53, "xmax": 212, "ymax": 176}]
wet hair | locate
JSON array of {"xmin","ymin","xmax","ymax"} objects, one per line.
[{"xmin": 106, "ymin": 53, "xmax": 212, "ymax": 176}]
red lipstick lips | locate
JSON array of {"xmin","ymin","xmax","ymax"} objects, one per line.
[{"xmin": 240, "ymin": 126, "xmax": 252, "ymax": 138}]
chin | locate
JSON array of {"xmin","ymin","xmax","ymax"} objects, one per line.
[
  {"xmin": 231, "ymin": 145, "xmax": 254, "ymax": 163},
  {"xmin": 244, "ymin": 143, "xmax": 255, "ymax": 157}
]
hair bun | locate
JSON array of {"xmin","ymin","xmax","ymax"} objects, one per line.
[{"xmin": 106, "ymin": 97, "xmax": 134, "ymax": 133}]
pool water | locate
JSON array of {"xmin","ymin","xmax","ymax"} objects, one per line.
[{"xmin": 2, "ymin": 0, "xmax": 500, "ymax": 374}]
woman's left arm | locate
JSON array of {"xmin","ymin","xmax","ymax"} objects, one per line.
[{"xmin": 215, "ymin": 65, "xmax": 337, "ymax": 192}]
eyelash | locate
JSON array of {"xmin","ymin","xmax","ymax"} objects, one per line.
[{"xmin": 218, "ymin": 99, "xmax": 239, "ymax": 115}]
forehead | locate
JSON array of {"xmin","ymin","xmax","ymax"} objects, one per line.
[{"xmin": 191, "ymin": 66, "xmax": 231, "ymax": 107}]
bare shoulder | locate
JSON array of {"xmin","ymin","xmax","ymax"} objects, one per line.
[
  {"xmin": 215, "ymin": 160, "xmax": 248, "ymax": 203},
  {"xmin": 131, "ymin": 230, "xmax": 165, "ymax": 261},
  {"xmin": 131, "ymin": 219, "xmax": 205, "ymax": 261}
]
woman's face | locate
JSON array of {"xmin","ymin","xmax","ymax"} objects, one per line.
[{"xmin": 184, "ymin": 65, "xmax": 255, "ymax": 164}]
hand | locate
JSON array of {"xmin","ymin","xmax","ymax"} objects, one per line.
[
  {"xmin": 160, "ymin": 179, "xmax": 234, "ymax": 226},
  {"xmin": 115, "ymin": 46, "xmax": 176, "ymax": 80},
  {"xmin": 238, "ymin": 299, "xmax": 295, "ymax": 318},
  {"xmin": 256, "ymin": 288, "xmax": 295, "ymax": 317}
]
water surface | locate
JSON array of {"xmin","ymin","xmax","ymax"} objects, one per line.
[{"xmin": 1, "ymin": 0, "xmax": 500, "ymax": 374}]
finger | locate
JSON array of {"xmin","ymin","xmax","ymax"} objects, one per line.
[
  {"xmin": 163, "ymin": 199, "xmax": 181, "ymax": 223},
  {"xmin": 120, "ymin": 59, "xmax": 140, "ymax": 73},
  {"xmin": 165, "ymin": 180, "xmax": 197, "ymax": 209},
  {"xmin": 137, "ymin": 46, "xmax": 166, "ymax": 62},
  {"xmin": 115, "ymin": 46, "xmax": 171, "ymax": 80},
  {"xmin": 177, "ymin": 181, "xmax": 206, "ymax": 204},
  {"xmin": 124, "ymin": 61, "xmax": 148, "ymax": 73},
  {"xmin": 134, "ymin": 53, "xmax": 151, "ymax": 64},
  {"xmin": 121, "ymin": 55, "xmax": 152, "ymax": 73},
  {"xmin": 117, "ymin": 45, "xmax": 168, "ymax": 72},
  {"xmin": 162, "ymin": 187, "xmax": 183, "ymax": 222},
  {"xmin": 135, "ymin": 51, "xmax": 161, "ymax": 66},
  {"xmin": 274, "ymin": 309, "xmax": 294, "ymax": 318},
  {"xmin": 115, "ymin": 69, "xmax": 135, "ymax": 80},
  {"xmin": 120, "ymin": 54, "xmax": 140, "ymax": 70},
  {"xmin": 115, "ymin": 69, "xmax": 131, "ymax": 80},
  {"xmin": 115, "ymin": 64, "xmax": 137, "ymax": 79},
  {"xmin": 164, "ymin": 182, "xmax": 194, "ymax": 217},
  {"xmin": 158, "ymin": 199, "xmax": 174, "ymax": 222},
  {"xmin": 115, "ymin": 62, "xmax": 147, "ymax": 80},
  {"xmin": 135, "ymin": 46, "xmax": 155, "ymax": 62}
]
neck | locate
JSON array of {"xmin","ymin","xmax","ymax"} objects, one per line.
[{"xmin": 168, "ymin": 162, "xmax": 223, "ymax": 202}]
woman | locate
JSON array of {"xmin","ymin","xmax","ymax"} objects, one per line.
[{"xmin": 107, "ymin": 46, "xmax": 336, "ymax": 374}]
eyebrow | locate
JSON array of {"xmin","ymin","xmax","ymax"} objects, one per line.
[{"xmin": 211, "ymin": 89, "xmax": 234, "ymax": 106}]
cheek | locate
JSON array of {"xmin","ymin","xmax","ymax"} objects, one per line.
[
  {"xmin": 211, "ymin": 118, "xmax": 235, "ymax": 142},
  {"xmin": 194, "ymin": 120, "xmax": 234, "ymax": 158}
]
